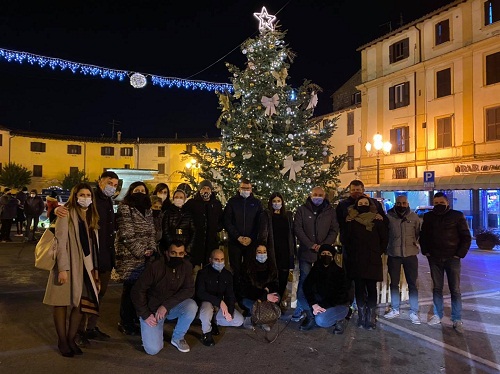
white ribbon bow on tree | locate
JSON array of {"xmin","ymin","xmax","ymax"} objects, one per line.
[
  {"xmin": 306, "ymin": 91, "xmax": 318, "ymax": 110},
  {"xmin": 261, "ymin": 94, "xmax": 279, "ymax": 116},
  {"xmin": 280, "ymin": 155, "xmax": 304, "ymax": 181},
  {"xmin": 271, "ymin": 68, "xmax": 288, "ymax": 87},
  {"xmin": 210, "ymin": 168, "xmax": 223, "ymax": 180}
]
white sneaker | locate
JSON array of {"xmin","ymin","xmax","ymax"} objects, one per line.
[
  {"xmin": 171, "ymin": 338, "xmax": 190, "ymax": 353},
  {"xmin": 409, "ymin": 312, "xmax": 421, "ymax": 325},
  {"xmin": 427, "ymin": 315, "xmax": 441, "ymax": 326},
  {"xmin": 453, "ymin": 320, "xmax": 464, "ymax": 334},
  {"xmin": 383, "ymin": 309, "xmax": 400, "ymax": 319}
]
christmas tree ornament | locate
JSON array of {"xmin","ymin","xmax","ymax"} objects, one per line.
[
  {"xmin": 242, "ymin": 151, "xmax": 253, "ymax": 159},
  {"xmin": 230, "ymin": 152, "xmax": 236, "ymax": 158},
  {"xmin": 306, "ymin": 178, "xmax": 311, "ymax": 183},
  {"xmin": 271, "ymin": 68, "xmax": 288, "ymax": 87},
  {"xmin": 306, "ymin": 91, "xmax": 318, "ymax": 109},
  {"xmin": 261, "ymin": 94, "xmax": 279, "ymax": 116},
  {"xmin": 280, "ymin": 155, "xmax": 304, "ymax": 181},
  {"xmin": 130, "ymin": 73, "xmax": 147, "ymax": 88},
  {"xmin": 253, "ymin": 6, "xmax": 276, "ymax": 33},
  {"xmin": 210, "ymin": 168, "xmax": 223, "ymax": 180}
]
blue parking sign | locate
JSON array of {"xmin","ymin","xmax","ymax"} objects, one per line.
[{"xmin": 424, "ymin": 171, "xmax": 435, "ymax": 189}]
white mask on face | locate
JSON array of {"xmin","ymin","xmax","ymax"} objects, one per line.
[
  {"xmin": 78, "ymin": 197, "xmax": 92, "ymax": 208},
  {"xmin": 30, "ymin": 193, "xmax": 36, "ymax": 198},
  {"xmin": 158, "ymin": 193, "xmax": 167, "ymax": 202},
  {"xmin": 173, "ymin": 198, "xmax": 184, "ymax": 208},
  {"xmin": 240, "ymin": 191, "xmax": 251, "ymax": 199}
]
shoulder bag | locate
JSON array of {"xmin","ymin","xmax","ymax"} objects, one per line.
[
  {"xmin": 34, "ymin": 226, "xmax": 58, "ymax": 271},
  {"xmin": 251, "ymin": 299, "xmax": 281, "ymax": 326}
]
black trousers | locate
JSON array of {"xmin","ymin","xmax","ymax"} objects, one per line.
[
  {"xmin": 120, "ymin": 279, "xmax": 138, "ymax": 327},
  {"xmin": 0, "ymin": 219, "xmax": 13, "ymax": 240}
]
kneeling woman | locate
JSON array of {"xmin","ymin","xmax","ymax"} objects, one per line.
[
  {"xmin": 240, "ymin": 246, "xmax": 280, "ymax": 331},
  {"xmin": 43, "ymin": 183, "xmax": 100, "ymax": 357}
]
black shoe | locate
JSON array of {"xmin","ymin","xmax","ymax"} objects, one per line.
[
  {"xmin": 211, "ymin": 322, "xmax": 220, "ymax": 336},
  {"xmin": 299, "ymin": 315, "xmax": 316, "ymax": 331},
  {"xmin": 332, "ymin": 319, "xmax": 347, "ymax": 335},
  {"xmin": 86, "ymin": 327, "xmax": 111, "ymax": 341},
  {"xmin": 365, "ymin": 306, "xmax": 377, "ymax": 330},
  {"xmin": 69, "ymin": 340, "xmax": 83, "ymax": 355},
  {"xmin": 201, "ymin": 332, "xmax": 215, "ymax": 347},
  {"xmin": 76, "ymin": 331, "xmax": 91, "ymax": 347},
  {"xmin": 58, "ymin": 342, "xmax": 74, "ymax": 358},
  {"xmin": 118, "ymin": 322, "xmax": 140, "ymax": 336}
]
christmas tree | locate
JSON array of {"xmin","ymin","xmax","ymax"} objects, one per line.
[{"xmin": 180, "ymin": 7, "xmax": 346, "ymax": 211}]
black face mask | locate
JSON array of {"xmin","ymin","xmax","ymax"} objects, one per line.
[
  {"xmin": 320, "ymin": 255, "xmax": 333, "ymax": 266},
  {"xmin": 395, "ymin": 206, "xmax": 407, "ymax": 215},
  {"xmin": 130, "ymin": 192, "xmax": 148, "ymax": 206},
  {"xmin": 167, "ymin": 257, "xmax": 183, "ymax": 268},
  {"xmin": 433, "ymin": 204, "xmax": 448, "ymax": 215},
  {"xmin": 357, "ymin": 206, "xmax": 370, "ymax": 214},
  {"xmin": 152, "ymin": 210, "xmax": 161, "ymax": 218}
]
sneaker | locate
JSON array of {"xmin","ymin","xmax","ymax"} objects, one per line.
[
  {"xmin": 260, "ymin": 324, "xmax": 271, "ymax": 332},
  {"xmin": 384, "ymin": 308, "xmax": 400, "ymax": 319},
  {"xmin": 243, "ymin": 316, "xmax": 254, "ymax": 330},
  {"xmin": 76, "ymin": 331, "xmax": 91, "ymax": 347},
  {"xmin": 409, "ymin": 312, "xmax": 421, "ymax": 325},
  {"xmin": 86, "ymin": 327, "xmax": 111, "ymax": 340},
  {"xmin": 332, "ymin": 319, "xmax": 347, "ymax": 335},
  {"xmin": 171, "ymin": 338, "xmax": 190, "ymax": 353},
  {"xmin": 15, "ymin": 233, "xmax": 24, "ymax": 237},
  {"xmin": 118, "ymin": 322, "xmax": 140, "ymax": 336},
  {"xmin": 299, "ymin": 315, "xmax": 316, "ymax": 331},
  {"xmin": 201, "ymin": 332, "xmax": 215, "ymax": 347},
  {"xmin": 291, "ymin": 310, "xmax": 305, "ymax": 322},
  {"xmin": 427, "ymin": 315, "xmax": 441, "ymax": 326},
  {"xmin": 453, "ymin": 320, "xmax": 464, "ymax": 334}
]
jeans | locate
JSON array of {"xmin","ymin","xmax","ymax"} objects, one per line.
[
  {"xmin": 314, "ymin": 305, "xmax": 349, "ymax": 328},
  {"xmin": 198, "ymin": 301, "xmax": 244, "ymax": 333},
  {"xmin": 387, "ymin": 255, "xmax": 419, "ymax": 313},
  {"xmin": 296, "ymin": 260, "xmax": 313, "ymax": 313},
  {"xmin": 25, "ymin": 215, "xmax": 39, "ymax": 240},
  {"xmin": 240, "ymin": 298, "xmax": 256, "ymax": 315},
  {"xmin": 427, "ymin": 256, "xmax": 462, "ymax": 321},
  {"xmin": 139, "ymin": 298, "xmax": 198, "ymax": 355}
]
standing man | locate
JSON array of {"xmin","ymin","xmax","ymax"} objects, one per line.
[
  {"xmin": 24, "ymin": 189, "xmax": 45, "ymax": 241},
  {"xmin": 15, "ymin": 187, "xmax": 28, "ymax": 236},
  {"xmin": 420, "ymin": 192, "xmax": 471, "ymax": 333},
  {"xmin": 0, "ymin": 188, "xmax": 20, "ymax": 242},
  {"xmin": 131, "ymin": 241, "xmax": 198, "ymax": 355},
  {"xmin": 195, "ymin": 249, "xmax": 244, "ymax": 346},
  {"xmin": 384, "ymin": 195, "xmax": 421, "ymax": 324},
  {"xmin": 184, "ymin": 179, "xmax": 224, "ymax": 275},
  {"xmin": 223, "ymin": 178, "xmax": 263, "ymax": 305},
  {"xmin": 294, "ymin": 186, "xmax": 339, "ymax": 329}
]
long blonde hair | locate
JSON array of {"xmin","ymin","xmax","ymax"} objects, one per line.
[{"xmin": 66, "ymin": 183, "xmax": 100, "ymax": 230}]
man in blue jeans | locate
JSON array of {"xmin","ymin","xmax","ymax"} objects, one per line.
[
  {"xmin": 420, "ymin": 192, "xmax": 471, "ymax": 334},
  {"xmin": 131, "ymin": 242, "xmax": 198, "ymax": 355}
]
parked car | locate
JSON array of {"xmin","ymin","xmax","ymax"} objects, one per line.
[{"xmin": 414, "ymin": 206, "xmax": 433, "ymax": 222}]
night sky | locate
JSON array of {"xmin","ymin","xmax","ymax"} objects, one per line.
[{"xmin": 0, "ymin": 0, "xmax": 455, "ymax": 139}]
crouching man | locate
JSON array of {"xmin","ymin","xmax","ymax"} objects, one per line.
[
  {"xmin": 195, "ymin": 249, "xmax": 244, "ymax": 346},
  {"xmin": 131, "ymin": 241, "xmax": 198, "ymax": 355}
]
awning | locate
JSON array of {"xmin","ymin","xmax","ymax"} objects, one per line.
[{"xmin": 364, "ymin": 174, "xmax": 500, "ymax": 191}]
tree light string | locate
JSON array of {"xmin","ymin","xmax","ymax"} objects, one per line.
[{"xmin": 0, "ymin": 47, "xmax": 233, "ymax": 92}]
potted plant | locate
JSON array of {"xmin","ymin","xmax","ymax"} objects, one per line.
[{"xmin": 474, "ymin": 229, "xmax": 500, "ymax": 250}]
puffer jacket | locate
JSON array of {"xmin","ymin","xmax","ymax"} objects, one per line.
[
  {"xmin": 0, "ymin": 195, "xmax": 20, "ymax": 219},
  {"xmin": 160, "ymin": 204, "xmax": 196, "ymax": 254},
  {"xmin": 386, "ymin": 208, "xmax": 421, "ymax": 257},
  {"xmin": 420, "ymin": 208, "xmax": 471, "ymax": 259},
  {"xmin": 223, "ymin": 193, "xmax": 263, "ymax": 244}
]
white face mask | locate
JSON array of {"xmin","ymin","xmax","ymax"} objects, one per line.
[
  {"xmin": 78, "ymin": 197, "xmax": 92, "ymax": 208},
  {"xmin": 103, "ymin": 185, "xmax": 116, "ymax": 197},
  {"xmin": 173, "ymin": 198, "xmax": 184, "ymax": 208},
  {"xmin": 272, "ymin": 203, "xmax": 282, "ymax": 211},
  {"xmin": 240, "ymin": 191, "xmax": 251, "ymax": 199},
  {"xmin": 158, "ymin": 193, "xmax": 167, "ymax": 202},
  {"xmin": 30, "ymin": 193, "xmax": 36, "ymax": 198}
]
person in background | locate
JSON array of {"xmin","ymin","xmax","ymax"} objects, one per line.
[
  {"xmin": 0, "ymin": 188, "xmax": 20, "ymax": 242},
  {"xmin": 24, "ymin": 189, "xmax": 45, "ymax": 242},
  {"xmin": 46, "ymin": 190, "xmax": 60, "ymax": 223},
  {"xmin": 152, "ymin": 183, "xmax": 171, "ymax": 211},
  {"xmin": 115, "ymin": 181, "xmax": 157, "ymax": 336},
  {"xmin": 42, "ymin": 183, "xmax": 100, "ymax": 357},
  {"xmin": 15, "ymin": 187, "xmax": 28, "ymax": 236},
  {"xmin": 257, "ymin": 192, "xmax": 295, "ymax": 310},
  {"xmin": 183, "ymin": 179, "xmax": 224, "ymax": 276},
  {"xmin": 150, "ymin": 195, "xmax": 164, "ymax": 245},
  {"xmin": 420, "ymin": 192, "xmax": 472, "ymax": 334}
]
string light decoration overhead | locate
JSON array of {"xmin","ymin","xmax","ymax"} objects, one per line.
[{"xmin": 0, "ymin": 47, "xmax": 233, "ymax": 93}]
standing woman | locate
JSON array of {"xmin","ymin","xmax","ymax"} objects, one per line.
[
  {"xmin": 345, "ymin": 196, "xmax": 388, "ymax": 330},
  {"xmin": 257, "ymin": 192, "xmax": 295, "ymax": 304},
  {"xmin": 152, "ymin": 183, "xmax": 171, "ymax": 211},
  {"xmin": 115, "ymin": 181, "xmax": 158, "ymax": 335},
  {"xmin": 43, "ymin": 183, "xmax": 100, "ymax": 357}
]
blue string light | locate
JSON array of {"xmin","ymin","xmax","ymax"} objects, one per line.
[{"xmin": 0, "ymin": 47, "xmax": 233, "ymax": 93}]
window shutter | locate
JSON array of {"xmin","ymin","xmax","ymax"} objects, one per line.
[
  {"xmin": 402, "ymin": 38, "xmax": 409, "ymax": 59},
  {"xmin": 390, "ymin": 129, "xmax": 397, "ymax": 154},
  {"xmin": 442, "ymin": 20, "xmax": 450, "ymax": 42},
  {"xmin": 404, "ymin": 126, "xmax": 410, "ymax": 152},
  {"xmin": 403, "ymin": 82, "xmax": 410, "ymax": 106},
  {"xmin": 389, "ymin": 44, "xmax": 394, "ymax": 63},
  {"xmin": 389, "ymin": 86, "xmax": 395, "ymax": 110}
]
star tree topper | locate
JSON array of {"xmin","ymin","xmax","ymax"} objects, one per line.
[{"xmin": 253, "ymin": 6, "xmax": 276, "ymax": 32}]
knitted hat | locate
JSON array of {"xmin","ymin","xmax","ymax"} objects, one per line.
[
  {"xmin": 198, "ymin": 180, "xmax": 213, "ymax": 191},
  {"xmin": 176, "ymin": 183, "xmax": 192, "ymax": 197},
  {"xmin": 318, "ymin": 244, "xmax": 335, "ymax": 256}
]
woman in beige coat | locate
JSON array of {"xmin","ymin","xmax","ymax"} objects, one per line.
[{"xmin": 43, "ymin": 182, "xmax": 100, "ymax": 357}]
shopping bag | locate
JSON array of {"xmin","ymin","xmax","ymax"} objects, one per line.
[{"xmin": 34, "ymin": 226, "xmax": 57, "ymax": 271}]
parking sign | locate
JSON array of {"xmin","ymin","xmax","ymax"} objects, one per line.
[{"xmin": 424, "ymin": 171, "xmax": 435, "ymax": 189}]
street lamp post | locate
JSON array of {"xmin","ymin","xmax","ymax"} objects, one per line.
[{"xmin": 365, "ymin": 133, "xmax": 392, "ymax": 187}]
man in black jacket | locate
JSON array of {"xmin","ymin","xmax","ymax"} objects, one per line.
[
  {"xmin": 184, "ymin": 180, "xmax": 224, "ymax": 275},
  {"xmin": 131, "ymin": 242, "xmax": 198, "ymax": 355},
  {"xmin": 420, "ymin": 192, "xmax": 471, "ymax": 334},
  {"xmin": 195, "ymin": 249, "xmax": 244, "ymax": 346},
  {"xmin": 223, "ymin": 178, "xmax": 263, "ymax": 304}
]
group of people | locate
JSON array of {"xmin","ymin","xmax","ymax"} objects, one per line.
[{"xmin": 39, "ymin": 174, "xmax": 472, "ymax": 357}]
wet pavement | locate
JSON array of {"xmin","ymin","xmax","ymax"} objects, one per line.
[{"xmin": 1, "ymin": 236, "xmax": 499, "ymax": 374}]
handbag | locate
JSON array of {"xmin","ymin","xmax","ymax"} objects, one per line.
[
  {"xmin": 34, "ymin": 226, "xmax": 58, "ymax": 271},
  {"xmin": 251, "ymin": 300, "xmax": 281, "ymax": 326}
]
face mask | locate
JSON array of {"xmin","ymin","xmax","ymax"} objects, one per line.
[
  {"xmin": 78, "ymin": 197, "xmax": 92, "ymax": 208},
  {"xmin": 311, "ymin": 197, "xmax": 324, "ymax": 206},
  {"xmin": 201, "ymin": 191, "xmax": 211, "ymax": 200},
  {"xmin": 320, "ymin": 255, "xmax": 333, "ymax": 266},
  {"xmin": 103, "ymin": 185, "xmax": 116, "ymax": 197},
  {"xmin": 256, "ymin": 254, "xmax": 268, "ymax": 263},
  {"xmin": 240, "ymin": 191, "xmax": 251, "ymax": 199},
  {"xmin": 173, "ymin": 198, "xmax": 185, "ymax": 208},
  {"xmin": 167, "ymin": 257, "xmax": 183, "ymax": 268},
  {"xmin": 272, "ymin": 203, "xmax": 282, "ymax": 211},
  {"xmin": 23, "ymin": 191, "xmax": 28, "ymax": 194},
  {"xmin": 433, "ymin": 204, "xmax": 448, "ymax": 215},
  {"xmin": 30, "ymin": 194, "xmax": 36, "ymax": 198},
  {"xmin": 212, "ymin": 262, "xmax": 225, "ymax": 272},
  {"xmin": 158, "ymin": 193, "xmax": 167, "ymax": 202},
  {"xmin": 152, "ymin": 210, "xmax": 161, "ymax": 218},
  {"xmin": 395, "ymin": 206, "xmax": 407, "ymax": 215},
  {"xmin": 357, "ymin": 206, "xmax": 370, "ymax": 214}
]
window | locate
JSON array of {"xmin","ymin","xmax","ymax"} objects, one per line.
[
  {"xmin": 69, "ymin": 167, "xmax": 78, "ymax": 174},
  {"xmin": 389, "ymin": 38, "xmax": 409, "ymax": 63},
  {"xmin": 389, "ymin": 82, "xmax": 410, "ymax": 109},
  {"xmin": 435, "ymin": 19, "xmax": 450, "ymax": 45},
  {"xmin": 33, "ymin": 165, "xmax": 42, "ymax": 177},
  {"xmin": 186, "ymin": 144, "xmax": 193, "ymax": 153},
  {"xmin": 158, "ymin": 146, "xmax": 165, "ymax": 157},
  {"xmin": 120, "ymin": 147, "xmax": 133, "ymax": 156},
  {"xmin": 393, "ymin": 167, "xmax": 408, "ymax": 179},
  {"xmin": 486, "ymin": 106, "xmax": 500, "ymax": 141},
  {"xmin": 347, "ymin": 112, "xmax": 354, "ymax": 135},
  {"xmin": 390, "ymin": 126, "xmax": 410, "ymax": 153},
  {"xmin": 484, "ymin": 0, "xmax": 500, "ymax": 26},
  {"xmin": 30, "ymin": 142, "xmax": 46, "ymax": 152},
  {"xmin": 158, "ymin": 163, "xmax": 165, "ymax": 174},
  {"xmin": 436, "ymin": 116, "xmax": 452, "ymax": 148},
  {"xmin": 124, "ymin": 164, "xmax": 130, "ymax": 169},
  {"xmin": 347, "ymin": 145, "xmax": 354, "ymax": 170},
  {"xmin": 67, "ymin": 145, "xmax": 81, "ymax": 154},
  {"xmin": 351, "ymin": 92, "xmax": 361, "ymax": 105},
  {"xmin": 436, "ymin": 68, "xmax": 452, "ymax": 98},
  {"xmin": 0, "ymin": 134, "xmax": 3, "ymax": 146},
  {"xmin": 101, "ymin": 146, "xmax": 114, "ymax": 156},
  {"xmin": 486, "ymin": 51, "xmax": 500, "ymax": 85}
]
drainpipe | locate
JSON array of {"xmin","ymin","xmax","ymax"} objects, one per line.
[{"xmin": 414, "ymin": 24, "xmax": 422, "ymax": 179}]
